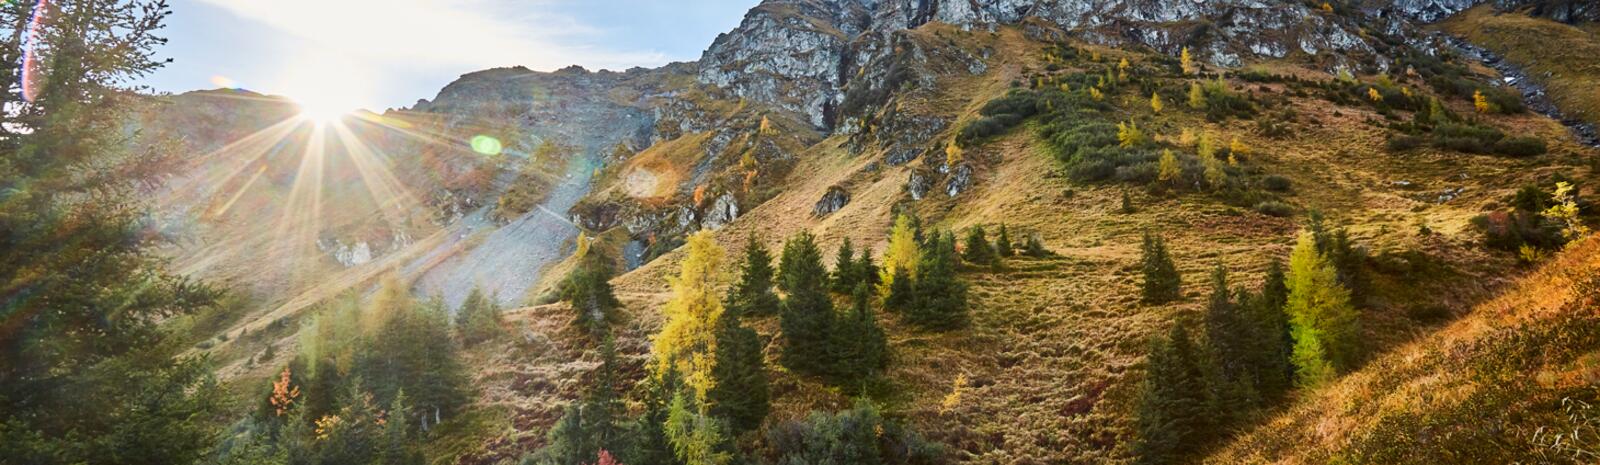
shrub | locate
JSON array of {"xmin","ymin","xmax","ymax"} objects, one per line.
[
  {"xmin": 1491, "ymin": 136, "xmax": 1547, "ymax": 157},
  {"xmin": 1386, "ymin": 134, "xmax": 1425, "ymax": 152},
  {"xmin": 1261, "ymin": 175, "xmax": 1292, "ymax": 192},
  {"xmin": 1254, "ymin": 201, "xmax": 1295, "ymax": 217}
]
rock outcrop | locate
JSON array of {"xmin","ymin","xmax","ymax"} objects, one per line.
[{"xmin": 814, "ymin": 186, "xmax": 851, "ymax": 216}]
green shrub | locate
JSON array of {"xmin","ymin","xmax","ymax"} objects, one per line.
[
  {"xmin": 1261, "ymin": 175, "xmax": 1292, "ymax": 192},
  {"xmin": 1254, "ymin": 201, "xmax": 1295, "ymax": 217},
  {"xmin": 1386, "ymin": 134, "xmax": 1426, "ymax": 152},
  {"xmin": 1492, "ymin": 136, "xmax": 1547, "ymax": 157}
]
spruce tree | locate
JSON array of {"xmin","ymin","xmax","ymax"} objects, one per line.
[
  {"xmin": 832, "ymin": 284, "xmax": 889, "ymax": 385},
  {"xmin": 563, "ymin": 252, "xmax": 622, "ymax": 334},
  {"xmin": 778, "ymin": 231, "xmax": 835, "ymax": 375},
  {"xmin": 1285, "ymin": 231, "xmax": 1359, "ymax": 387},
  {"xmin": 708, "ymin": 295, "xmax": 770, "ymax": 433},
  {"xmin": 831, "ymin": 238, "xmax": 860, "ymax": 294},
  {"xmin": 1133, "ymin": 324, "xmax": 1212, "ymax": 465},
  {"xmin": 1201, "ymin": 264, "xmax": 1259, "ymax": 425},
  {"xmin": 1024, "ymin": 233, "xmax": 1049, "ymax": 257},
  {"xmin": 884, "ymin": 266, "xmax": 915, "ymax": 313},
  {"xmin": 909, "ymin": 232, "xmax": 969, "ymax": 330},
  {"xmin": 995, "ymin": 224, "xmax": 1015, "ymax": 257},
  {"xmin": 854, "ymin": 246, "xmax": 880, "ymax": 288},
  {"xmin": 1140, "ymin": 231, "xmax": 1182, "ymax": 304},
  {"xmin": 729, "ymin": 234, "xmax": 780, "ymax": 317},
  {"xmin": 456, "ymin": 286, "xmax": 502, "ymax": 346},
  {"xmin": 963, "ymin": 225, "xmax": 998, "ymax": 265},
  {"xmin": 1245, "ymin": 260, "xmax": 1294, "ymax": 400}
]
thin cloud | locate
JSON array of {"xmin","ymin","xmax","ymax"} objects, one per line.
[{"xmin": 194, "ymin": 0, "xmax": 671, "ymax": 71}]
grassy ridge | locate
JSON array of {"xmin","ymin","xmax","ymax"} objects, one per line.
[{"xmin": 1441, "ymin": 6, "xmax": 1600, "ymax": 128}]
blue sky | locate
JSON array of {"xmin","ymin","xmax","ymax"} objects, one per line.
[{"xmin": 142, "ymin": 0, "xmax": 757, "ymax": 111}]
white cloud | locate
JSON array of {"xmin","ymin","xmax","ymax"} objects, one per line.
[{"xmin": 194, "ymin": 0, "xmax": 670, "ymax": 71}]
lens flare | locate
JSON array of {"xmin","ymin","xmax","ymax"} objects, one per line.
[
  {"xmin": 210, "ymin": 75, "xmax": 241, "ymax": 89},
  {"xmin": 20, "ymin": 0, "xmax": 52, "ymax": 102},
  {"xmin": 470, "ymin": 135, "xmax": 503, "ymax": 155}
]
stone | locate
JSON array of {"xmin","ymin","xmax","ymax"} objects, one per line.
[{"xmin": 814, "ymin": 185, "xmax": 851, "ymax": 216}]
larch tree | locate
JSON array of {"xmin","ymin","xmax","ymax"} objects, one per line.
[
  {"xmin": 654, "ymin": 230, "xmax": 727, "ymax": 401},
  {"xmin": 879, "ymin": 213, "xmax": 921, "ymax": 298},
  {"xmin": 1285, "ymin": 231, "xmax": 1359, "ymax": 387}
]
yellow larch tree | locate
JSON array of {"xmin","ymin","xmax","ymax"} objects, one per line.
[
  {"xmin": 653, "ymin": 230, "xmax": 727, "ymax": 400},
  {"xmin": 1150, "ymin": 92, "xmax": 1164, "ymax": 113},
  {"xmin": 878, "ymin": 214, "xmax": 920, "ymax": 296}
]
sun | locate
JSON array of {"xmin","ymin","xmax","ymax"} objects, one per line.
[{"xmin": 278, "ymin": 51, "xmax": 374, "ymax": 125}]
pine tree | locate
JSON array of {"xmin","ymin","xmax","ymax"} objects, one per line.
[
  {"xmin": 995, "ymin": 224, "xmax": 1015, "ymax": 257},
  {"xmin": 831, "ymin": 238, "xmax": 860, "ymax": 294},
  {"xmin": 1121, "ymin": 190, "xmax": 1137, "ymax": 214},
  {"xmin": 456, "ymin": 286, "xmax": 502, "ymax": 346},
  {"xmin": 962, "ymin": 225, "xmax": 998, "ymax": 265},
  {"xmin": 1201, "ymin": 264, "xmax": 1260, "ymax": 424},
  {"xmin": 729, "ymin": 235, "xmax": 780, "ymax": 317},
  {"xmin": 879, "ymin": 214, "xmax": 920, "ymax": 298},
  {"xmin": 1285, "ymin": 231, "xmax": 1359, "ymax": 387},
  {"xmin": 563, "ymin": 251, "xmax": 622, "ymax": 334},
  {"xmin": 377, "ymin": 390, "xmax": 425, "ymax": 465},
  {"xmin": 655, "ymin": 231, "xmax": 727, "ymax": 400},
  {"xmin": 1133, "ymin": 324, "xmax": 1211, "ymax": 464},
  {"xmin": 832, "ymin": 284, "xmax": 889, "ymax": 385},
  {"xmin": 664, "ymin": 392, "xmax": 732, "ymax": 465},
  {"xmin": 884, "ymin": 266, "xmax": 915, "ymax": 313},
  {"xmin": 630, "ymin": 368, "xmax": 685, "ymax": 465},
  {"xmin": 1247, "ymin": 260, "xmax": 1293, "ymax": 400},
  {"xmin": 779, "ymin": 231, "xmax": 836, "ymax": 375},
  {"xmin": 707, "ymin": 294, "xmax": 770, "ymax": 434},
  {"xmin": 1140, "ymin": 232, "xmax": 1182, "ymax": 304},
  {"xmin": 909, "ymin": 232, "xmax": 969, "ymax": 330}
]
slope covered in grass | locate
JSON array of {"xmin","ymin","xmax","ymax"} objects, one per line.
[{"xmin": 1441, "ymin": 6, "xmax": 1600, "ymax": 129}]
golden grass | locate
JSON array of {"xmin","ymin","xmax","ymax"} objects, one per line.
[{"xmin": 1440, "ymin": 6, "xmax": 1600, "ymax": 127}]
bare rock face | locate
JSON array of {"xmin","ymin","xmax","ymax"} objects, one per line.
[
  {"xmin": 945, "ymin": 163, "xmax": 973, "ymax": 197},
  {"xmin": 907, "ymin": 168, "xmax": 937, "ymax": 200},
  {"xmin": 814, "ymin": 186, "xmax": 851, "ymax": 216},
  {"xmin": 704, "ymin": 193, "xmax": 741, "ymax": 230}
]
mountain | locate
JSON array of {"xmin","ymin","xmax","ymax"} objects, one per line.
[{"xmin": 136, "ymin": 1, "xmax": 1600, "ymax": 464}]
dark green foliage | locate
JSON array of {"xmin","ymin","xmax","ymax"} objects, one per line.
[
  {"xmin": 831, "ymin": 284, "xmax": 890, "ymax": 385},
  {"xmin": 1472, "ymin": 186, "xmax": 1570, "ymax": 252},
  {"xmin": 1133, "ymin": 324, "xmax": 1212, "ymax": 465},
  {"xmin": 854, "ymin": 247, "xmax": 881, "ymax": 289},
  {"xmin": 1306, "ymin": 213, "xmax": 1368, "ymax": 299},
  {"xmin": 0, "ymin": 1, "xmax": 229, "ymax": 462},
  {"xmin": 1247, "ymin": 261, "xmax": 1295, "ymax": 401},
  {"xmin": 995, "ymin": 224, "xmax": 1014, "ymax": 257},
  {"xmin": 1200, "ymin": 265, "xmax": 1262, "ymax": 426},
  {"xmin": 1139, "ymin": 232, "xmax": 1182, "ymax": 304},
  {"xmin": 763, "ymin": 401, "xmax": 945, "ymax": 465},
  {"xmin": 563, "ymin": 251, "xmax": 622, "ymax": 334},
  {"xmin": 357, "ymin": 299, "xmax": 470, "ymax": 427},
  {"xmin": 730, "ymin": 235, "xmax": 781, "ymax": 317},
  {"xmin": 955, "ymin": 90, "xmax": 1042, "ymax": 148},
  {"xmin": 779, "ymin": 232, "xmax": 836, "ymax": 375},
  {"xmin": 1492, "ymin": 136, "xmax": 1548, "ymax": 157},
  {"xmin": 629, "ymin": 369, "xmax": 684, "ymax": 465},
  {"xmin": 1023, "ymin": 234, "xmax": 1050, "ymax": 258},
  {"xmin": 1395, "ymin": 120, "xmax": 1547, "ymax": 157},
  {"xmin": 962, "ymin": 226, "xmax": 998, "ymax": 266},
  {"xmin": 1254, "ymin": 200, "xmax": 1294, "ymax": 217},
  {"xmin": 456, "ymin": 286, "xmax": 502, "ymax": 346},
  {"xmin": 907, "ymin": 232, "xmax": 968, "ymax": 331},
  {"xmin": 1386, "ymin": 134, "xmax": 1425, "ymax": 151},
  {"xmin": 709, "ymin": 298, "xmax": 770, "ymax": 434},
  {"xmin": 1196, "ymin": 79, "xmax": 1258, "ymax": 121},
  {"xmin": 832, "ymin": 238, "xmax": 862, "ymax": 294},
  {"xmin": 883, "ymin": 266, "xmax": 915, "ymax": 313},
  {"xmin": 1120, "ymin": 190, "xmax": 1137, "ymax": 213}
]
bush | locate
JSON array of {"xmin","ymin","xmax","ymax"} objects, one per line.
[
  {"xmin": 1491, "ymin": 136, "xmax": 1547, "ymax": 157},
  {"xmin": 1386, "ymin": 134, "xmax": 1426, "ymax": 152},
  {"xmin": 1254, "ymin": 201, "xmax": 1295, "ymax": 217},
  {"xmin": 1261, "ymin": 175, "xmax": 1292, "ymax": 192}
]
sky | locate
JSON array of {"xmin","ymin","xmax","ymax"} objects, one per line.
[{"xmin": 141, "ymin": 0, "xmax": 758, "ymax": 112}]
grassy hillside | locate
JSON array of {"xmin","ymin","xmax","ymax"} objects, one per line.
[
  {"xmin": 1441, "ymin": 5, "xmax": 1600, "ymax": 128},
  {"xmin": 457, "ymin": 22, "xmax": 1600, "ymax": 464},
  {"xmin": 1207, "ymin": 234, "xmax": 1600, "ymax": 464}
]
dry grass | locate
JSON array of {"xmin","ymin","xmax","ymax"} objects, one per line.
[{"xmin": 1440, "ymin": 6, "xmax": 1600, "ymax": 127}]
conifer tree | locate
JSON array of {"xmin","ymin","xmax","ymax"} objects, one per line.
[
  {"xmin": 1140, "ymin": 232, "xmax": 1182, "ymax": 304},
  {"xmin": 962, "ymin": 225, "xmax": 998, "ymax": 266},
  {"xmin": 884, "ymin": 266, "xmax": 915, "ymax": 313},
  {"xmin": 1024, "ymin": 233, "xmax": 1049, "ymax": 258},
  {"xmin": 879, "ymin": 214, "xmax": 921, "ymax": 298},
  {"xmin": 708, "ymin": 291, "xmax": 770, "ymax": 434},
  {"xmin": 729, "ymin": 235, "xmax": 780, "ymax": 317},
  {"xmin": 831, "ymin": 238, "xmax": 860, "ymax": 294},
  {"xmin": 1180, "ymin": 46, "xmax": 1197, "ymax": 74},
  {"xmin": 1201, "ymin": 264, "xmax": 1260, "ymax": 423},
  {"xmin": 1246, "ymin": 260, "xmax": 1294, "ymax": 400},
  {"xmin": 664, "ymin": 392, "xmax": 732, "ymax": 465},
  {"xmin": 1157, "ymin": 149, "xmax": 1181, "ymax": 184},
  {"xmin": 832, "ymin": 284, "xmax": 889, "ymax": 385},
  {"xmin": 779, "ymin": 231, "xmax": 835, "ymax": 375},
  {"xmin": 995, "ymin": 224, "xmax": 1015, "ymax": 257},
  {"xmin": 1188, "ymin": 81, "xmax": 1206, "ymax": 109},
  {"xmin": 563, "ymin": 252, "xmax": 622, "ymax": 334},
  {"xmin": 1133, "ymin": 324, "xmax": 1211, "ymax": 464},
  {"xmin": 456, "ymin": 286, "xmax": 502, "ymax": 346},
  {"xmin": 1285, "ymin": 231, "xmax": 1359, "ymax": 387},
  {"xmin": 655, "ymin": 231, "xmax": 727, "ymax": 400},
  {"xmin": 1151, "ymin": 92, "xmax": 1164, "ymax": 113},
  {"xmin": 854, "ymin": 246, "xmax": 880, "ymax": 288},
  {"xmin": 909, "ymin": 232, "xmax": 969, "ymax": 330}
]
